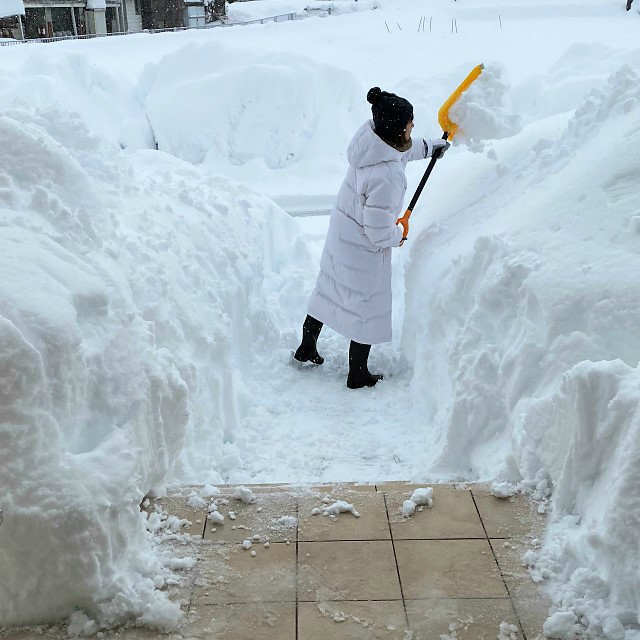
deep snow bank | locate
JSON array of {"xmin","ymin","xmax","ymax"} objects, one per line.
[
  {"xmin": 0, "ymin": 96, "xmax": 303, "ymax": 626},
  {"xmin": 141, "ymin": 43, "xmax": 365, "ymax": 179},
  {"xmin": 402, "ymin": 63, "xmax": 640, "ymax": 636},
  {"xmin": 530, "ymin": 361, "xmax": 640, "ymax": 639}
]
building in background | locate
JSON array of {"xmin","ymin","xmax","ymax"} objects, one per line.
[
  {"xmin": 0, "ymin": 0, "xmax": 218, "ymax": 39},
  {"xmin": 0, "ymin": 0, "xmax": 145, "ymax": 39},
  {"xmin": 0, "ymin": 0, "xmax": 25, "ymax": 38}
]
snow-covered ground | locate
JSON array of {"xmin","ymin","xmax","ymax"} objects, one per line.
[{"xmin": 1, "ymin": 0, "xmax": 639, "ymax": 636}]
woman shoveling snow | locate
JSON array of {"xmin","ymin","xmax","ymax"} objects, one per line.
[{"xmin": 294, "ymin": 87, "xmax": 449, "ymax": 389}]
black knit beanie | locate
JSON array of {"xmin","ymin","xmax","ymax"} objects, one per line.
[{"xmin": 367, "ymin": 87, "xmax": 414, "ymax": 148}]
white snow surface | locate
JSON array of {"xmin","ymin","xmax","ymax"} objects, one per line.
[
  {"xmin": 448, "ymin": 64, "xmax": 522, "ymax": 149},
  {"xmin": 0, "ymin": 0, "xmax": 23, "ymax": 17},
  {"xmin": 0, "ymin": 0, "xmax": 639, "ymax": 636}
]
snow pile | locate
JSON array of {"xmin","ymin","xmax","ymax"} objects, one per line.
[
  {"xmin": 0, "ymin": 92, "xmax": 304, "ymax": 627},
  {"xmin": 141, "ymin": 45, "xmax": 363, "ymax": 172},
  {"xmin": 448, "ymin": 65, "xmax": 522, "ymax": 150},
  {"xmin": 0, "ymin": 51, "xmax": 153, "ymax": 151},
  {"xmin": 402, "ymin": 487, "xmax": 434, "ymax": 517},
  {"xmin": 403, "ymin": 64, "xmax": 640, "ymax": 636},
  {"xmin": 525, "ymin": 362, "xmax": 640, "ymax": 639}
]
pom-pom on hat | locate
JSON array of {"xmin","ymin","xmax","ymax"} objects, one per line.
[{"xmin": 367, "ymin": 87, "xmax": 414, "ymax": 148}]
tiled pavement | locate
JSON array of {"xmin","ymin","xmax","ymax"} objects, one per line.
[{"xmin": 1, "ymin": 483, "xmax": 552, "ymax": 640}]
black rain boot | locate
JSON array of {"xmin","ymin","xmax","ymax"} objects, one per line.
[
  {"xmin": 347, "ymin": 341, "xmax": 383, "ymax": 389},
  {"xmin": 294, "ymin": 315, "xmax": 324, "ymax": 365}
]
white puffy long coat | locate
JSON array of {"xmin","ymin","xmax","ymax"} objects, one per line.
[{"xmin": 308, "ymin": 120, "xmax": 429, "ymax": 344}]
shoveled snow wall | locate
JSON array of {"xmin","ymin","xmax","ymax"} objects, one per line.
[
  {"xmin": 140, "ymin": 43, "xmax": 365, "ymax": 175},
  {"xmin": 0, "ymin": 88, "xmax": 303, "ymax": 629},
  {"xmin": 402, "ymin": 65, "xmax": 640, "ymax": 637}
]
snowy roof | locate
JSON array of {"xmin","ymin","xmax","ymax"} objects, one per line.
[{"xmin": 0, "ymin": 0, "xmax": 24, "ymax": 18}]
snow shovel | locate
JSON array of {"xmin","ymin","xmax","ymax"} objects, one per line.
[{"xmin": 396, "ymin": 63, "xmax": 484, "ymax": 241}]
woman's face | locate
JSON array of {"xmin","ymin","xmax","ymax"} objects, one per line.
[{"xmin": 404, "ymin": 119, "xmax": 414, "ymax": 142}]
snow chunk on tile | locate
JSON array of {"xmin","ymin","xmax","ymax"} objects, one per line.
[
  {"xmin": 490, "ymin": 481, "xmax": 518, "ymax": 499},
  {"xmin": 402, "ymin": 500, "xmax": 416, "ymax": 517},
  {"xmin": 186, "ymin": 492, "xmax": 208, "ymax": 510},
  {"xmin": 410, "ymin": 488, "xmax": 433, "ymax": 508},
  {"xmin": 273, "ymin": 515, "xmax": 298, "ymax": 529},
  {"xmin": 543, "ymin": 611, "xmax": 577, "ymax": 638},
  {"xmin": 322, "ymin": 501, "xmax": 360, "ymax": 518},
  {"xmin": 208, "ymin": 511, "xmax": 224, "ymax": 525},
  {"xmin": 498, "ymin": 621, "xmax": 519, "ymax": 640},
  {"xmin": 200, "ymin": 485, "xmax": 221, "ymax": 498},
  {"xmin": 232, "ymin": 486, "xmax": 257, "ymax": 504}
]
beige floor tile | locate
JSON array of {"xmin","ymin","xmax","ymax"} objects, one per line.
[
  {"xmin": 385, "ymin": 485, "xmax": 485, "ymax": 540},
  {"xmin": 396, "ymin": 539, "xmax": 507, "ymax": 599},
  {"xmin": 299, "ymin": 601, "xmax": 408, "ymax": 640},
  {"xmin": 492, "ymin": 540, "xmax": 548, "ymax": 599},
  {"xmin": 376, "ymin": 482, "xmax": 471, "ymax": 493},
  {"xmin": 471, "ymin": 488, "xmax": 547, "ymax": 539},
  {"xmin": 298, "ymin": 489, "xmax": 389, "ymax": 542},
  {"xmin": 216, "ymin": 483, "xmax": 292, "ymax": 494},
  {"xmin": 298, "ymin": 540, "xmax": 401, "ymax": 601},
  {"xmin": 184, "ymin": 602, "xmax": 295, "ymax": 640},
  {"xmin": 407, "ymin": 599, "xmax": 522, "ymax": 640},
  {"xmin": 293, "ymin": 483, "xmax": 377, "ymax": 495},
  {"xmin": 203, "ymin": 492, "xmax": 297, "ymax": 543},
  {"xmin": 513, "ymin": 597, "xmax": 553, "ymax": 640},
  {"xmin": 191, "ymin": 541, "xmax": 296, "ymax": 604},
  {"xmin": 97, "ymin": 629, "xmax": 185, "ymax": 640}
]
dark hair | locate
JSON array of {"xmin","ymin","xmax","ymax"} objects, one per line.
[{"xmin": 367, "ymin": 87, "xmax": 383, "ymax": 105}]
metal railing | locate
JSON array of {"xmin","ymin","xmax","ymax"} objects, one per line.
[{"xmin": 0, "ymin": 9, "xmax": 321, "ymax": 46}]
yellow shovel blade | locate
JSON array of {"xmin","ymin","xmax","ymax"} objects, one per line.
[{"xmin": 438, "ymin": 63, "xmax": 484, "ymax": 140}]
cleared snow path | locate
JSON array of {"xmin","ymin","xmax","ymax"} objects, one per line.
[{"xmin": 220, "ymin": 215, "xmax": 426, "ymax": 485}]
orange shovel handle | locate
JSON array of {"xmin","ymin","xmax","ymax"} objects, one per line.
[{"xmin": 396, "ymin": 208, "xmax": 412, "ymax": 240}]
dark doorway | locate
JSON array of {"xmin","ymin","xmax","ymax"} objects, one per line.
[
  {"xmin": 105, "ymin": 6, "xmax": 117, "ymax": 32},
  {"xmin": 24, "ymin": 7, "xmax": 45, "ymax": 38},
  {"xmin": 74, "ymin": 7, "xmax": 86, "ymax": 34},
  {"xmin": 51, "ymin": 7, "xmax": 73, "ymax": 36}
]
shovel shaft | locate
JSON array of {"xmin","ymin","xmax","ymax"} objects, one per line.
[
  {"xmin": 408, "ymin": 131, "xmax": 449, "ymax": 211},
  {"xmin": 397, "ymin": 63, "xmax": 483, "ymax": 242},
  {"xmin": 396, "ymin": 132, "xmax": 449, "ymax": 239}
]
